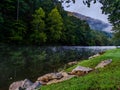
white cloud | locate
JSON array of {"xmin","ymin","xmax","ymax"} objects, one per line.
[{"xmin": 62, "ymin": 0, "xmax": 109, "ymax": 23}]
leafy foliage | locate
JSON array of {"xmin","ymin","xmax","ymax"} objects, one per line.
[
  {"xmin": 30, "ymin": 7, "xmax": 47, "ymax": 44},
  {"xmin": 9, "ymin": 20, "xmax": 27, "ymax": 43},
  {"xmin": 0, "ymin": 0, "xmax": 112, "ymax": 45},
  {"xmin": 47, "ymin": 8, "xmax": 64, "ymax": 43},
  {"xmin": 78, "ymin": 0, "xmax": 120, "ymax": 41}
]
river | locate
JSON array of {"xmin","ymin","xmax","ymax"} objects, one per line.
[{"xmin": 0, "ymin": 44, "xmax": 117, "ymax": 90}]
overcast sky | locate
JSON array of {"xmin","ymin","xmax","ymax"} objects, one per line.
[{"xmin": 62, "ymin": 0, "xmax": 109, "ymax": 23}]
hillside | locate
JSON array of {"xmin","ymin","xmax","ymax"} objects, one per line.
[
  {"xmin": 41, "ymin": 48, "xmax": 120, "ymax": 90},
  {"xmin": 67, "ymin": 12, "xmax": 112, "ymax": 33}
]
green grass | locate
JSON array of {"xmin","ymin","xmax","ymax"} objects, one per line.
[{"xmin": 40, "ymin": 49, "xmax": 120, "ymax": 90}]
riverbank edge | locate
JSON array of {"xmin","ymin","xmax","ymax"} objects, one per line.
[{"xmin": 41, "ymin": 48, "xmax": 120, "ymax": 90}]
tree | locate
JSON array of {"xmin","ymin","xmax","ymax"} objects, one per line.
[
  {"xmin": 30, "ymin": 7, "xmax": 47, "ymax": 44},
  {"xmin": 61, "ymin": 15, "xmax": 93, "ymax": 46},
  {"xmin": 39, "ymin": 0, "xmax": 60, "ymax": 13},
  {"xmin": 66, "ymin": 0, "xmax": 120, "ymax": 40},
  {"xmin": 9, "ymin": 20, "xmax": 27, "ymax": 43},
  {"xmin": 85, "ymin": 0, "xmax": 120, "ymax": 44},
  {"xmin": 47, "ymin": 8, "xmax": 64, "ymax": 43}
]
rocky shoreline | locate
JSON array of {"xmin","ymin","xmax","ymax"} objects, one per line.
[{"xmin": 9, "ymin": 57, "xmax": 112, "ymax": 90}]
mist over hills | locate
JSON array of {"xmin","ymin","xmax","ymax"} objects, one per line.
[{"xmin": 67, "ymin": 12, "xmax": 112, "ymax": 33}]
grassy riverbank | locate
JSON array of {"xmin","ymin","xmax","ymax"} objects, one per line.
[{"xmin": 41, "ymin": 48, "xmax": 120, "ymax": 90}]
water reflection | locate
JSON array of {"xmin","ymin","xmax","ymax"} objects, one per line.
[{"xmin": 0, "ymin": 45, "xmax": 117, "ymax": 90}]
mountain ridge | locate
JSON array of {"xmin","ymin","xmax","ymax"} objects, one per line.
[{"xmin": 67, "ymin": 11, "xmax": 112, "ymax": 33}]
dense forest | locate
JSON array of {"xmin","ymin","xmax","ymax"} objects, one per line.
[
  {"xmin": 0, "ymin": 0, "xmax": 120, "ymax": 89},
  {"xmin": 74, "ymin": 0, "xmax": 120, "ymax": 45},
  {"xmin": 0, "ymin": 0, "xmax": 112, "ymax": 46}
]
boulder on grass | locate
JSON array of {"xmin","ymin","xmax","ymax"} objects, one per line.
[
  {"xmin": 89, "ymin": 53, "xmax": 100, "ymax": 59},
  {"xmin": 69, "ymin": 66, "xmax": 93, "ymax": 76},
  {"xmin": 37, "ymin": 72, "xmax": 63, "ymax": 83},
  {"xmin": 47, "ymin": 74, "xmax": 75, "ymax": 85},
  {"xmin": 26, "ymin": 81, "xmax": 41, "ymax": 90},
  {"xmin": 95, "ymin": 59, "xmax": 112, "ymax": 69},
  {"xmin": 68, "ymin": 61, "xmax": 78, "ymax": 66},
  {"xmin": 60, "ymin": 72, "xmax": 69, "ymax": 77},
  {"xmin": 37, "ymin": 72, "xmax": 73, "ymax": 85},
  {"xmin": 9, "ymin": 80, "xmax": 23, "ymax": 90},
  {"xmin": 22, "ymin": 79, "xmax": 33, "ymax": 89},
  {"xmin": 9, "ymin": 79, "xmax": 33, "ymax": 90}
]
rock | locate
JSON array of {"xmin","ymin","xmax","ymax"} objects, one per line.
[
  {"xmin": 60, "ymin": 72, "xmax": 69, "ymax": 77},
  {"xmin": 38, "ymin": 81, "xmax": 47, "ymax": 85},
  {"xmin": 95, "ymin": 59, "xmax": 112, "ymax": 69},
  {"xmin": 47, "ymin": 75, "xmax": 75, "ymax": 85},
  {"xmin": 15, "ymin": 87, "xmax": 23, "ymax": 90},
  {"xmin": 68, "ymin": 61, "xmax": 78, "ymax": 66},
  {"xmin": 26, "ymin": 81, "xmax": 41, "ymax": 90},
  {"xmin": 89, "ymin": 53, "xmax": 100, "ymax": 59},
  {"xmin": 69, "ymin": 66, "xmax": 93, "ymax": 76},
  {"xmin": 72, "ymin": 66, "xmax": 93, "ymax": 73},
  {"xmin": 22, "ymin": 79, "xmax": 33, "ymax": 89},
  {"xmin": 37, "ymin": 73, "xmax": 63, "ymax": 83},
  {"xmin": 52, "ymin": 73, "xmax": 63, "ymax": 79},
  {"xmin": 9, "ymin": 79, "xmax": 33, "ymax": 90},
  {"xmin": 46, "ymin": 72, "xmax": 69, "ymax": 85},
  {"xmin": 37, "ymin": 75, "xmax": 49, "ymax": 82},
  {"xmin": 37, "ymin": 72, "xmax": 72, "ymax": 85},
  {"xmin": 46, "ymin": 79, "xmax": 58, "ymax": 85},
  {"xmin": 9, "ymin": 80, "xmax": 23, "ymax": 90},
  {"xmin": 59, "ymin": 75, "xmax": 75, "ymax": 82}
]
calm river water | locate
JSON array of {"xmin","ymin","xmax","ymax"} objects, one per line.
[{"xmin": 0, "ymin": 45, "xmax": 117, "ymax": 90}]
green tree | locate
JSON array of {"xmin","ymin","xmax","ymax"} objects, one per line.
[
  {"xmin": 79, "ymin": 0, "xmax": 120, "ymax": 40},
  {"xmin": 62, "ymin": 15, "xmax": 93, "ymax": 45},
  {"xmin": 30, "ymin": 7, "xmax": 47, "ymax": 44},
  {"xmin": 9, "ymin": 20, "xmax": 27, "ymax": 43},
  {"xmin": 84, "ymin": 0, "xmax": 120, "ymax": 44},
  {"xmin": 47, "ymin": 8, "xmax": 64, "ymax": 43}
]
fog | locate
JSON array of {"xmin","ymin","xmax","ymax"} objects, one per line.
[{"xmin": 62, "ymin": 0, "xmax": 109, "ymax": 23}]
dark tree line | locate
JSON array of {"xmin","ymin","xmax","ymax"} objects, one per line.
[{"xmin": 0, "ymin": 0, "xmax": 111, "ymax": 45}]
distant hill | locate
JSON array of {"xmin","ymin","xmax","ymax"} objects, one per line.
[{"xmin": 67, "ymin": 12, "xmax": 112, "ymax": 33}]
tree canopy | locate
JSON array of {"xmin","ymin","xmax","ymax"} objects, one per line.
[
  {"xmin": 0, "ymin": 0, "xmax": 113, "ymax": 45},
  {"xmin": 30, "ymin": 7, "xmax": 47, "ymax": 44},
  {"xmin": 64, "ymin": 0, "xmax": 120, "ymax": 39}
]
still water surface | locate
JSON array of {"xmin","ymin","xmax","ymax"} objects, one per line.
[{"xmin": 0, "ymin": 45, "xmax": 117, "ymax": 89}]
